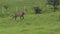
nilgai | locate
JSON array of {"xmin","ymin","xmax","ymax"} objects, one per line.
[{"xmin": 12, "ymin": 8, "xmax": 27, "ymax": 20}]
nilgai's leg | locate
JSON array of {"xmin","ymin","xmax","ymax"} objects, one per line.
[
  {"xmin": 20, "ymin": 15, "xmax": 24, "ymax": 20},
  {"xmin": 22, "ymin": 15, "xmax": 24, "ymax": 19},
  {"xmin": 20, "ymin": 16, "xmax": 21, "ymax": 20},
  {"xmin": 20, "ymin": 16, "xmax": 23, "ymax": 20}
]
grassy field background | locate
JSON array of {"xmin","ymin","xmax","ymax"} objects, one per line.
[{"xmin": 0, "ymin": 0, "xmax": 60, "ymax": 34}]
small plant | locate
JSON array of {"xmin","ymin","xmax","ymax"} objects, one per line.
[{"xmin": 33, "ymin": 6, "xmax": 42, "ymax": 14}]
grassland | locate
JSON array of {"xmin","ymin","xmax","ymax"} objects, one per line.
[{"xmin": 0, "ymin": 0, "xmax": 60, "ymax": 34}]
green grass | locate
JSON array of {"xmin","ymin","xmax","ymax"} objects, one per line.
[
  {"xmin": 0, "ymin": 0, "xmax": 60, "ymax": 34},
  {"xmin": 0, "ymin": 12, "xmax": 60, "ymax": 34}
]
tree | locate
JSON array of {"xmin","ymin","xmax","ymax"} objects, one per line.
[{"xmin": 47, "ymin": 0, "xmax": 60, "ymax": 12}]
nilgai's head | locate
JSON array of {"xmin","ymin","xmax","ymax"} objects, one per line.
[{"xmin": 22, "ymin": 8, "xmax": 28, "ymax": 13}]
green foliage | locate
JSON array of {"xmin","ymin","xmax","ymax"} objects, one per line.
[{"xmin": 47, "ymin": 0, "xmax": 60, "ymax": 12}]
